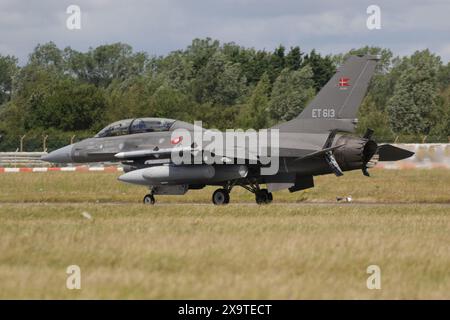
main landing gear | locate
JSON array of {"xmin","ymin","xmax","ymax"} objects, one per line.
[
  {"xmin": 143, "ymin": 182, "xmax": 273, "ymax": 205},
  {"xmin": 255, "ymin": 189, "xmax": 273, "ymax": 205},
  {"xmin": 212, "ymin": 181, "xmax": 273, "ymax": 205}
]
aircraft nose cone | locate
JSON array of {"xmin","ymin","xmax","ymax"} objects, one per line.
[{"xmin": 41, "ymin": 145, "xmax": 73, "ymax": 163}]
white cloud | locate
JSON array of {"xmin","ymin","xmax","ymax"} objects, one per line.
[{"xmin": 0, "ymin": 0, "xmax": 449, "ymax": 63}]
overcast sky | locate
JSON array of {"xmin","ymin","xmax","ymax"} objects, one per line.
[{"xmin": 1, "ymin": 0, "xmax": 450, "ymax": 64}]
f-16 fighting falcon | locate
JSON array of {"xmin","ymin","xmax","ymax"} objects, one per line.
[{"xmin": 42, "ymin": 55, "xmax": 414, "ymax": 205}]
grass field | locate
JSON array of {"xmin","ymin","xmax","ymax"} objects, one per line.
[
  {"xmin": 0, "ymin": 169, "xmax": 449, "ymax": 299},
  {"xmin": 1, "ymin": 168, "xmax": 449, "ymax": 203}
]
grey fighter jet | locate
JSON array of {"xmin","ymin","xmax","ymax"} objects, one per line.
[{"xmin": 42, "ymin": 55, "xmax": 414, "ymax": 205}]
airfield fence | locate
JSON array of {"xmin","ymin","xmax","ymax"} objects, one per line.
[{"xmin": 0, "ymin": 152, "xmax": 49, "ymax": 167}]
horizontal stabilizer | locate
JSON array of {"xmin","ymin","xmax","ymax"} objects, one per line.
[{"xmin": 377, "ymin": 144, "xmax": 414, "ymax": 161}]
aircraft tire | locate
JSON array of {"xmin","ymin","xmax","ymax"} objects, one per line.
[
  {"xmin": 256, "ymin": 189, "xmax": 272, "ymax": 204},
  {"xmin": 143, "ymin": 194, "xmax": 156, "ymax": 205},
  {"xmin": 267, "ymin": 192, "xmax": 273, "ymax": 203},
  {"xmin": 212, "ymin": 189, "xmax": 230, "ymax": 205},
  {"xmin": 255, "ymin": 190, "xmax": 267, "ymax": 204}
]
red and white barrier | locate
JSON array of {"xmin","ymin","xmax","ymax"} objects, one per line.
[{"xmin": 0, "ymin": 166, "xmax": 123, "ymax": 173}]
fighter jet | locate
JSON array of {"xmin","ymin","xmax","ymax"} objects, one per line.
[{"xmin": 41, "ymin": 54, "xmax": 414, "ymax": 205}]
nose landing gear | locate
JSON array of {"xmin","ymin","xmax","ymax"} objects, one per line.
[{"xmin": 143, "ymin": 191, "xmax": 156, "ymax": 205}]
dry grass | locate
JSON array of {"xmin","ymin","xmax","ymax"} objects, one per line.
[
  {"xmin": 0, "ymin": 168, "xmax": 449, "ymax": 203},
  {"xmin": 0, "ymin": 170, "xmax": 449, "ymax": 299}
]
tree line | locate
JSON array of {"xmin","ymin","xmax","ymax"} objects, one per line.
[{"xmin": 0, "ymin": 38, "xmax": 449, "ymax": 151}]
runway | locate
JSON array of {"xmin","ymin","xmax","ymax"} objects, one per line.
[{"xmin": 1, "ymin": 201, "xmax": 449, "ymax": 207}]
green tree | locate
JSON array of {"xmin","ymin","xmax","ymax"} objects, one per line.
[
  {"xmin": 357, "ymin": 95, "xmax": 394, "ymax": 140},
  {"xmin": 238, "ymin": 73, "xmax": 271, "ymax": 129},
  {"xmin": 437, "ymin": 62, "xmax": 450, "ymax": 90},
  {"xmin": 387, "ymin": 50, "xmax": 441, "ymax": 135},
  {"xmin": 65, "ymin": 43, "xmax": 147, "ymax": 87},
  {"xmin": 192, "ymin": 52, "xmax": 246, "ymax": 106},
  {"xmin": 185, "ymin": 38, "xmax": 220, "ymax": 75},
  {"xmin": 269, "ymin": 65, "xmax": 315, "ymax": 122},
  {"xmin": 24, "ymin": 78, "xmax": 106, "ymax": 131},
  {"xmin": 285, "ymin": 46, "xmax": 303, "ymax": 71},
  {"xmin": 156, "ymin": 52, "xmax": 193, "ymax": 92},
  {"xmin": 266, "ymin": 45, "xmax": 285, "ymax": 82},
  {"xmin": 0, "ymin": 55, "xmax": 19, "ymax": 104},
  {"xmin": 429, "ymin": 85, "xmax": 450, "ymax": 137},
  {"xmin": 105, "ymin": 76, "xmax": 155, "ymax": 122},
  {"xmin": 221, "ymin": 43, "xmax": 267, "ymax": 85},
  {"xmin": 150, "ymin": 85, "xmax": 196, "ymax": 122},
  {"xmin": 30, "ymin": 42, "xmax": 65, "ymax": 70},
  {"xmin": 302, "ymin": 50, "xmax": 335, "ymax": 91}
]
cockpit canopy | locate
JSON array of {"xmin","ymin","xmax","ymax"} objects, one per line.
[{"xmin": 95, "ymin": 118, "xmax": 176, "ymax": 138}]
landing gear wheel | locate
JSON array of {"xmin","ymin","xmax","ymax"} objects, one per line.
[
  {"xmin": 212, "ymin": 189, "xmax": 230, "ymax": 205},
  {"xmin": 255, "ymin": 190, "xmax": 267, "ymax": 204},
  {"xmin": 256, "ymin": 189, "xmax": 272, "ymax": 204},
  {"xmin": 267, "ymin": 191, "xmax": 273, "ymax": 203},
  {"xmin": 143, "ymin": 194, "xmax": 155, "ymax": 205}
]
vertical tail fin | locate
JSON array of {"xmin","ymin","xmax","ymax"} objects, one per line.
[{"xmin": 275, "ymin": 54, "xmax": 380, "ymax": 133}]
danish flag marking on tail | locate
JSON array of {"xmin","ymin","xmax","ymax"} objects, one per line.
[{"xmin": 338, "ymin": 77, "xmax": 350, "ymax": 88}]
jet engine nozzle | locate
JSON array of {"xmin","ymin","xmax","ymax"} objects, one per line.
[{"xmin": 333, "ymin": 135, "xmax": 378, "ymax": 171}]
